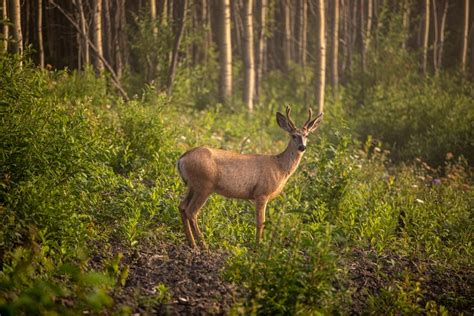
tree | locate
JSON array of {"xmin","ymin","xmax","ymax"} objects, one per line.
[
  {"xmin": 282, "ymin": 0, "xmax": 291, "ymax": 70},
  {"xmin": 2, "ymin": 0, "xmax": 8, "ymax": 53},
  {"xmin": 461, "ymin": 0, "xmax": 469, "ymax": 73},
  {"xmin": 297, "ymin": 0, "xmax": 308, "ymax": 67},
  {"xmin": 402, "ymin": 0, "xmax": 410, "ymax": 50},
  {"xmin": 167, "ymin": 0, "xmax": 188, "ymax": 94},
  {"xmin": 243, "ymin": 0, "xmax": 255, "ymax": 111},
  {"xmin": 38, "ymin": 0, "xmax": 44, "ymax": 68},
  {"xmin": 422, "ymin": 0, "xmax": 430, "ymax": 75},
  {"xmin": 92, "ymin": 0, "xmax": 104, "ymax": 73},
  {"xmin": 7, "ymin": 0, "xmax": 22, "ymax": 60},
  {"xmin": 332, "ymin": 0, "xmax": 340, "ymax": 95},
  {"xmin": 256, "ymin": 0, "xmax": 267, "ymax": 101},
  {"xmin": 219, "ymin": 0, "xmax": 232, "ymax": 104},
  {"xmin": 315, "ymin": 0, "xmax": 326, "ymax": 114}
]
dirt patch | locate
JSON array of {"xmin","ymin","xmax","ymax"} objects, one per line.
[{"xmin": 113, "ymin": 240, "xmax": 243, "ymax": 315}]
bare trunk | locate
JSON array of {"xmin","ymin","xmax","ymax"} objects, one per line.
[
  {"xmin": 332, "ymin": 0, "xmax": 339, "ymax": 95},
  {"xmin": 161, "ymin": 0, "xmax": 168, "ymax": 26},
  {"xmin": 2, "ymin": 0, "xmax": 7, "ymax": 53},
  {"xmin": 365, "ymin": 0, "xmax": 373, "ymax": 50},
  {"xmin": 232, "ymin": 0, "xmax": 242, "ymax": 57},
  {"xmin": 38, "ymin": 0, "xmax": 44, "ymax": 67},
  {"xmin": 341, "ymin": 0, "xmax": 349, "ymax": 73},
  {"xmin": 167, "ymin": 0, "xmax": 188, "ymax": 94},
  {"xmin": 7, "ymin": 0, "xmax": 22, "ymax": 59},
  {"xmin": 360, "ymin": 0, "xmax": 366, "ymax": 73},
  {"xmin": 283, "ymin": 0, "xmax": 291, "ymax": 70},
  {"xmin": 150, "ymin": 0, "xmax": 158, "ymax": 37},
  {"xmin": 298, "ymin": 0, "xmax": 307, "ymax": 67},
  {"xmin": 104, "ymin": 0, "xmax": 113, "ymax": 67},
  {"xmin": 219, "ymin": 0, "xmax": 232, "ymax": 104},
  {"xmin": 432, "ymin": 0, "xmax": 439, "ymax": 72},
  {"xmin": 402, "ymin": 0, "xmax": 410, "ymax": 49},
  {"xmin": 422, "ymin": 0, "xmax": 430, "ymax": 75},
  {"xmin": 76, "ymin": 0, "xmax": 89, "ymax": 67},
  {"xmin": 243, "ymin": 0, "xmax": 255, "ymax": 111},
  {"xmin": 315, "ymin": 0, "xmax": 326, "ymax": 114},
  {"xmin": 461, "ymin": 0, "xmax": 469, "ymax": 73},
  {"xmin": 256, "ymin": 0, "xmax": 267, "ymax": 101},
  {"xmin": 115, "ymin": 0, "xmax": 125, "ymax": 78},
  {"xmin": 437, "ymin": 0, "xmax": 448, "ymax": 71},
  {"xmin": 93, "ymin": 0, "xmax": 104, "ymax": 73}
]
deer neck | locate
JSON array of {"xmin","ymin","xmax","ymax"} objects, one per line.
[{"xmin": 276, "ymin": 140, "xmax": 304, "ymax": 176}]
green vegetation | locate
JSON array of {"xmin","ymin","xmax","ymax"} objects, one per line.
[{"xmin": 1, "ymin": 53, "xmax": 472, "ymax": 314}]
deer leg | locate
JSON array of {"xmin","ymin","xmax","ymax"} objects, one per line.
[
  {"xmin": 255, "ymin": 197, "xmax": 268, "ymax": 243},
  {"xmin": 186, "ymin": 191, "xmax": 211, "ymax": 249},
  {"xmin": 179, "ymin": 189, "xmax": 196, "ymax": 248}
]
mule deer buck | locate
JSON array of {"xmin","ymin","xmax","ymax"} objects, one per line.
[{"xmin": 177, "ymin": 106, "xmax": 323, "ymax": 248}]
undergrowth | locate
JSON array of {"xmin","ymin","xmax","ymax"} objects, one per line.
[{"xmin": 0, "ymin": 55, "xmax": 472, "ymax": 314}]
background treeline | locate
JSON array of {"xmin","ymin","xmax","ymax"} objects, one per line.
[{"xmin": 2, "ymin": 0, "xmax": 473, "ymax": 106}]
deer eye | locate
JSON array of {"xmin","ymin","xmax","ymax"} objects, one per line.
[{"xmin": 292, "ymin": 135, "xmax": 297, "ymax": 139}]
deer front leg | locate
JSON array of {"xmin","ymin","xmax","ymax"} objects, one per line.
[{"xmin": 255, "ymin": 197, "xmax": 268, "ymax": 243}]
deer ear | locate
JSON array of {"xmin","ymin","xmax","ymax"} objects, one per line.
[
  {"xmin": 276, "ymin": 112, "xmax": 293, "ymax": 132},
  {"xmin": 305, "ymin": 112, "xmax": 324, "ymax": 133}
]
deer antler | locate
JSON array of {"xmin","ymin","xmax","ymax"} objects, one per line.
[
  {"xmin": 285, "ymin": 106, "xmax": 297, "ymax": 129},
  {"xmin": 303, "ymin": 108, "xmax": 313, "ymax": 128}
]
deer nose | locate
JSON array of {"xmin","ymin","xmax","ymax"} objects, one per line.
[{"xmin": 298, "ymin": 145, "xmax": 306, "ymax": 152}]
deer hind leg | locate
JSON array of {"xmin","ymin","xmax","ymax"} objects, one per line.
[
  {"xmin": 186, "ymin": 190, "xmax": 211, "ymax": 250},
  {"xmin": 179, "ymin": 189, "xmax": 196, "ymax": 248},
  {"xmin": 255, "ymin": 197, "xmax": 268, "ymax": 243}
]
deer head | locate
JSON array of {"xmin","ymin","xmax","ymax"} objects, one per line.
[{"xmin": 276, "ymin": 106, "xmax": 324, "ymax": 152}]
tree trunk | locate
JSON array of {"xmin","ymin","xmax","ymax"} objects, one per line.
[
  {"xmin": 461, "ymin": 0, "xmax": 469, "ymax": 73},
  {"xmin": 243, "ymin": 0, "xmax": 255, "ymax": 111},
  {"xmin": 365, "ymin": 0, "xmax": 373, "ymax": 50},
  {"xmin": 103, "ymin": 0, "xmax": 113, "ymax": 67},
  {"xmin": 432, "ymin": 0, "xmax": 439, "ymax": 73},
  {"xmin": 282, "ymin": 0, "xmax": 291, "ymax": 70},
  {"xmin": 76, "ymin": 0, "xmax": 89, "ymax": 67},
  {"xmin": 315, "ymin": 0, "xmax": 326, "ymax": 114},
  {"xmin": 402, "ymin": 0, "xmax": 410, "ymax": 49},
  {"xmin": 150, "ymin": 0, "xmax": 158, "ymax": 37},
  {"xmin": 256, "ymin": 0, "xmax": 267, "ymax": 101},
  {"xmin": 38, "ymin": 0, "xmax": 44, "ymax": 67},
  {"xmin": 2, "ymin": 0, "xmax": 7, "ymax": 53},
  {"xmin": 167, "ymin": 0, "xmax": 188, "ymax": 94},
  {"xmin": 360, "ymin": 0, "xmax": 366, "ymax": 73},
  {"xmin": 232, "ymin": 0, "xmax": 242, "ymax": 58},
  {"xmin": 219, "ymin": 0, "xmax": 232, "ymax": 104},
  {"xmin": 437, "ymin": 0, "xmax": 448, "ymax": 72},
  {"xmin": 93, "ymin": 0, "xmax": 104, "ymax": 73},
  {"xmin": 7, "ymin": 0, "xmax": 22, "ymax": 59},
  {"xmin": 332, "ymin": 0, "xmax": 339, "ymax": 95},
  {"xmin": 298, "ymin": 0, "xmax": 307, "ymax": 67},
  {"xmin": 115, "ymin": 0, "xmax": 125, "ymax": 78},
  {"xmin": 422, "ymin": 0, "xmax": 430, "ymax": 75}
]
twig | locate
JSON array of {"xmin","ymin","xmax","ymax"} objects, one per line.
[{"xmin": 49, "ymin": 0, "xmax": 129, "ymax": 101}]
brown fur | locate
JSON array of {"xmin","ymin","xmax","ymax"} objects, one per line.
[{"xmin": 177, "ymin": 108, "xmax": 323, "ymax": 248}]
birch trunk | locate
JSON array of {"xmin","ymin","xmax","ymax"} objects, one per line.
[
  {"xmin": 2, "ymin": 0, "xmax": 7, "ymax": 53},
  {"xmin": 243, "ymin": 0, "xmax": 255, "ymax": 111},
  {"xmin": 316, "ymin": 0, "xmax": 326, "ymax": 114},
  {"xmin": 461, "ymin": 0, "xmax": 469, "ymax": 73},
  {"xmin": 38, "ymin": 0, "xmax": 44, "ymax": 67},
  {"xmin": 332, "ymin": 0, "xmax": 339, "ymax": 94},
  {"xmin": 422, "ymin": 0, "xmax": 430, "ymax": 75},
  {"xmin": 167, "ymin": 0, "xmax": 188, "ymax": 93},
  {"xmin": 93, "ymin": 0, "xmax": 104, "ymax": 73},
  {"xmin": 8, "ymin": 0, "xmax": 22, "ymax": 59},
  {"xmin": 219, "ymin": 0, "xmax": 232, "ymax": 104},
  {"xmin": 256, "ymin": 0, "xmax": 267, "ymax": 101},
  {"xmin": 437, "ymin": 0, "xmax": 448, "ymax": 71}
]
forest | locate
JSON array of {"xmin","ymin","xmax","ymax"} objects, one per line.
[{"xmin": 0, "ymin": 0, "xmax": 473, "ymax": 314}]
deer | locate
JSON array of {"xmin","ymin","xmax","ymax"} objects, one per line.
[{"xmin": 176, "ymin": 106, "xmax": 323, "ymax": 249}]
